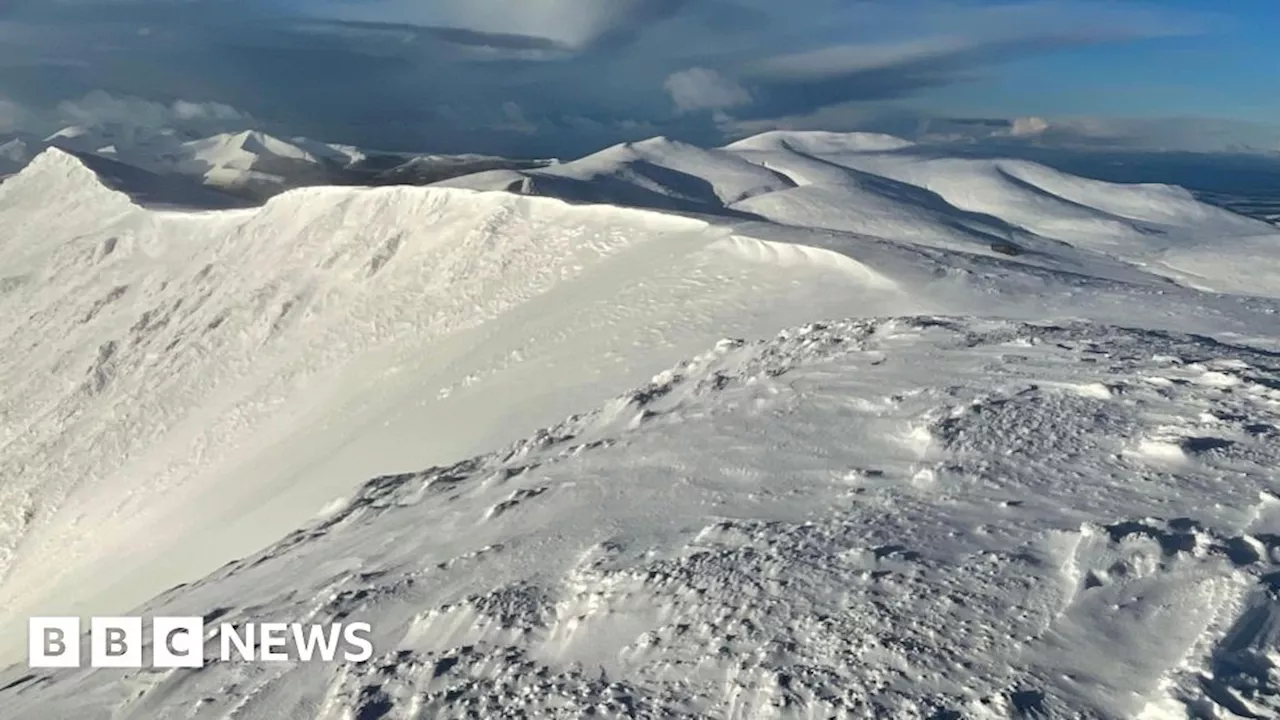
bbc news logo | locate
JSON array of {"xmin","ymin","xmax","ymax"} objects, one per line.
[{"xmin": 29, "ymin": 617, "xmax": 374, "ymax": 668}]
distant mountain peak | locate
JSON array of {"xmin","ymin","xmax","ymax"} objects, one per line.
[
  {"xmin": 20, "ymin": 145, "xmax": 100, "ymax": 180},
  {"xmin": 186, "ymin": 130, "xmax": 319, "ymax": 166},
  {"xmin": 5, "ymin": 145, "xmax": 245, "ymax": 210}
]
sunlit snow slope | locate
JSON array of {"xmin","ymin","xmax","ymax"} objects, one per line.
[
  {"xmin": 1, "ymin": 132, "xmax": 1279, "ymax": 718},
  {"xmin": 6, "ymin": 317, "xmax": 1280, "ymax": 719}
]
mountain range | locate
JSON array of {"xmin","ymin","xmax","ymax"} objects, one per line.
[
  {"xmin": 0, "ymin": 125, "xmax": 555, "ymax": 201},
  {"xmin": 0, "ymin": 129, "xmax": 1278, "ymax": 718}
]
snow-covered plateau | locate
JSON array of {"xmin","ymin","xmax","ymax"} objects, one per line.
[{"xmin": 0, "ymin": 131, "xmax": 1278, "ymax": 718}]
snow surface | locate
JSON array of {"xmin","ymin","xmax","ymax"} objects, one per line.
[
  {"xmin": 1, "ymin": 131, "xmax": 1279, "ymax": 718},
  {"xmin": 5, "ymin": 317, "xmax": 1280, "ymax": 719}
]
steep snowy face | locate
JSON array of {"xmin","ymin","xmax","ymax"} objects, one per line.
[
  {"xmin": 3, "ymin": 317, "xmax": 1279, "ymax": 719},
  {"xmin": 0, "ymin": 149, "xmax": 909, "ymax": 666}
]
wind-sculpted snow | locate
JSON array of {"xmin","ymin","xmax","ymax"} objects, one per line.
[{"xmin": 4, "ymin": 317, "xmax": 1280, "ymax": 719}]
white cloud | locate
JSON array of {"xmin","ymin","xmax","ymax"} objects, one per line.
[
  {"xmin": 492, "ymin": 101, "xmax": 538, "ymax": 135},
  {"xmin": 56, "ymin": 91, "xmax": 249, "ymax": 131},
  {"xmin": 171, "ymin": 99, "xmax": 246, "ymax": 123},
  {"xmin": 664, "ymin": 67, "xmax": 752, "ymax": 114},
  {"xmin": 0, "ymin": 91, "xmax": 253, "ymax": 141},
  {"xmin": 0, "ymin": 97, "xmax": 28, "ymax": 134},
  {"xmin": 1009, "ymin": 116, "xmax": 1050, "ymax": 137},
  {"xmin": 746, "ymin": 37, "xmax": 975, "ymax": 81}
]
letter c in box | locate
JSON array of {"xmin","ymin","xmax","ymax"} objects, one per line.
[
  {"xmin": 91, "ymin": 617, "xmax": 143, "ymax": 668},
  {"xmin": 29, "ymin": 617, "xmax": 81, "ymax": 668},
  {"xmin": 153, "ymin": 617, "xmax": 206, "ymax": 668}
]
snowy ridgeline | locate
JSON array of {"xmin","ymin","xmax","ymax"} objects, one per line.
[
  {"xmin": 3, "ymin": 317, "xmax": 1280, "ymax": 719},
  {"xmin": 0, "ymin": 131, "xmax": 1278, "ymax": 718},
  {"xmin": 2, "ymin": 126, "xmax": 555, "ymax": 200}
]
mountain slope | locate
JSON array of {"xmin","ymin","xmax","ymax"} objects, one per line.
[
  {"xmin": 3, "ymin": 317, "xmax": 1279, "ymax": 719},
  {"xmin": 0, "ymin": 147, "xmax": 910, "ymax": 666},
  {"xmin": 1, "ymin": 134, "xmax": 1279, "ymax": 718}
]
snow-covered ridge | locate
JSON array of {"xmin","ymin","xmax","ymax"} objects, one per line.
[
  {"xmin": 13, "ymin": 134, "xmax": 1280, "ymax": 299},
  {"xmin": 4, "ymin": 316, "xmax": 1279, "ymax": 718}
]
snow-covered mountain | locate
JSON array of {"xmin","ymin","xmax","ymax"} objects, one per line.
[
  {"xmin": 37, "ymin": 125, "xmax": 553, "ymax": 201},
  {"xmin": 442, "ymin": 132, "xmax": 1279, "ymax": 295},
  {"xmin": 372, "ymin": 153, "xmax": 554, "ymax": 187},
  {"xmin": 0, "ymin": 132, "xmax": 1278, "ymax": 718}
]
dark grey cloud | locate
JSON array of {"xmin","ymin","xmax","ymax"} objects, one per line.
[
  {"xmin": 303, "ymin": 0, "xmax": 691, "ymax": 51},
  {"xmin": 0, "ymin": 0, "xmax": 1229, "ymax": 156},
  {"xmin": 729, "ymin": 35, "xmax": 1101, "ymax": 120}
]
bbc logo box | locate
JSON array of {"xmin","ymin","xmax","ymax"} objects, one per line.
[
  {"xmin": 29, "ymin": 617, "xmax": 205, "ymax": 669},
  {"xmin": 29, "ymin": 616, "xmax": 374, "ymax": 668}
]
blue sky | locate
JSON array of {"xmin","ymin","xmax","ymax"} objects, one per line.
[{"xmin": 0, "ymin": 0, "xmax": 1276, "ymax": 155}]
